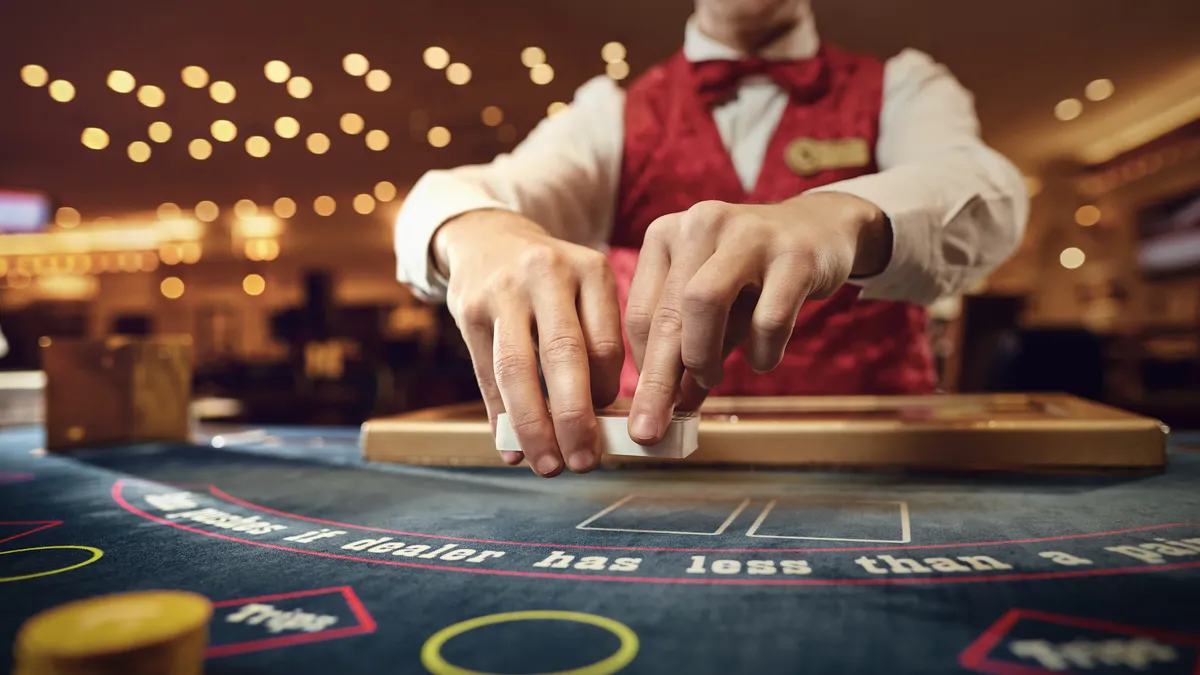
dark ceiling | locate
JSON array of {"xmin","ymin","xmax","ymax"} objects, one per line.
[{"xmin": 1, "ymin": 0, "xmax": 1197, "ymax": 219}]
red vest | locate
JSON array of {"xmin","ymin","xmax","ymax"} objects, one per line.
[{"xmin": 608, "ymin": 46, "xmax": 936, "ymax": 397}]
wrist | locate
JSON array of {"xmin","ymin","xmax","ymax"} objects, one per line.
[{"xmin": 813, "ymin": 192, "xmax": 891, "ymax": 278}]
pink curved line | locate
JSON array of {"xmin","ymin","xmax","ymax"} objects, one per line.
[
  {"xmin": 112, "ymin": 481, "xmax": 1200, "ymax": 587},
  {"xmin": 206, "ymin": 484, "xmax": 1193, "ymax": 554}
]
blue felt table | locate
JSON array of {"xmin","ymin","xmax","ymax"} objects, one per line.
[{"xmin": 1, "ymin": 424, "xmax": 1199, "ymax": 674}]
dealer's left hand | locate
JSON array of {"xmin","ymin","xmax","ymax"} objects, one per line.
[{"xmin": 624, "ymin": 192, "xmax": 892, "ymax": 445}]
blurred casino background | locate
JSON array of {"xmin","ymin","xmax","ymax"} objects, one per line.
[{"xmin": 1, "ymin": 0, "xmax": 1198, "ymax": 427}]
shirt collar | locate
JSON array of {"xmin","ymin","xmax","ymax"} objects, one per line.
[{"xmin": 682, "ymin": 12, "xmax": 820, "ymax": 62}]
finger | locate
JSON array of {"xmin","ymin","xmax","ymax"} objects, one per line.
[
  {"xmin": 680, "ymin": 240, "xmax": 762, "ymax": 389},
  {"xmin": 578, "ymin": 258, "xmax": 624, "ymax": 409},
  {"xmin": 628, "ymin": 246, "xmax": 712, "ymax": 445},
  {"xmin": 677, "ymin": 293, "xmax": 755, "ymax": 411},
  {"xmin": 492, "ymin": 301, "xmax": 563, "ymax": 477},
  {"xmin": 456, "ymin": 299, "xmax": 523, "ymax": 466},
  {"xmin": 624, "ymin": 224, "xmax": 671, "ymax": 374},
  {"xmin": 745, "ymin": 255, "xmax": 809, "ymax": 372},
  {"xmin": 531, "ymin": 282, "xmax": 601, "ymax": 474}
]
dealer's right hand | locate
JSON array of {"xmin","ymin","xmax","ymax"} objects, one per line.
[{"xmin": 433, "ymin": 209, "xmax": 624, "ymax": 477}]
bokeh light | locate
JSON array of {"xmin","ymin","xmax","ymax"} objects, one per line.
[
  {"xmin": 343, "ymin": 54, "xmax": 370, "ymax": 76},
  {"xmin": 81, "ymin": 128, "xmax": 109, "ymax": 150},
  {"xmin": 274, "ymin": 116, "xmax": 300, "ymax": 139},
  {"xmin": 423, "ymin": 47, "xmax": 450, "ymax": 70},
  {"xmin": 1085, "ymin": 78, "xmax": 1114, "ymax": 102},
  {"xmin": 365, "ymin": 69, "xmax": 390, "ymax": 92},
  {"xmin": 160, "ymin": 277, "xmax": 185, "ymax": 299},
  {"xmin": 160, "ymin": 244, "xmax": 182, "ymax": 266},
  {"xmin": 180, "ymin": 242, "xmax": 202, "ymax": 264},
  {"xmin": 273, "ymin": 197, "xmax": 297, "ymax": 218},
  {"xmin": 314, "ymin": 196, "xmax": 336, "ymax": 216},
  {"xmin": 481, "ymin": 106, "xmax": 504, "ymax": 127},
  {"xmin": 1075, "ymin": 205, "xmax": 1101, "ymax": 227},
  {"xmin": 427, "ymin": 126, "xmax": 451, "ymax": 148},
  {"xmin": 606, "ymin": 61, "xmax": 630, "ymax": 80},
  {"xmin": 374, "ymin": 181, "xmax": 397, "ymax": 202},
  {"xmin": 365, "ymin": 129, "xmax": 389, "ymax": 151},
  {"xmin": 446, "ymin": 63, "xmax": 471, "ymax": 85},
  {"xmin": 1060, "ymin": 247, "xmax": 1086, "ymax": 269},
  {"xmin": 287, "ymin": 76, "xmax": 312, "ymax": 98},
  {"xmin": 547, "ymin": 102, "xmax": 568, "ymax": 117},
  {"xmin": 148, "ymin": 121, "xmax": 172, "ymax": 143},
  {"xmin": 353, "ymin": 194, "xmax": 376, "ymax": 214},
  {"xmin": 107, "ymin": 70, "xmax": 135, "ymax": 93},
  {"xmin": 195, "ymin": 201, "xmax": 219, "ymax": 222},
  {"xmin": 56, "ymin": 207, "xmax": 81, "ymax": 228},
  {"xmin": 210, "ymin": 81, "xmax": 236, "ymax": 104},
  {"xmin": 340, "ymin": 113, "xmax": 364, "ymax": 134},
  {"xmin": 245, "ymin": 136, "xmax": 271, "ymax": 158},
  {"xmin": 234, "ymin": 199, "xmax": 258, "ymax": 219},
  {"xmin": 127, "ymin": 141, "xmax": 151, "ymax": 163},
  {"xmin": 189, "ymin": 138, "xmax": 213, "ymax": 159},
  {"xmin": 1055, "ymin": 98, "xmax": 1083, "ymax": 121},
  {"xmin": 521, "ymin": 47, "xmax": 546, "ymax": 67},
  {"xmin": 243, "ymin": 274, "xmax": 266, "ymax": 296},
  {"xmin": 497, "ymin": 124, "xmax": 517, "ymax": 143},
  {"xmin": 306, "ymin": 132, "xmax": 331, "ymax": 154},
  {"xmin": 21, "ymin": 65, "xmax": 48, "ymax": 87},
  {"xmin": 137, "ymin": 85, "xmax": 165, "ymax": 107},
  {"xmin": 49, "ymin": 80, "xmax": 75, "ymax": 102},
  {"xmin": 157, "ymin": 202, "xmax": 181, "ymax": 220},
  {"xmin": 601, "ymin": 42, "xmax": 626, "ymax": 63},
  {"xmin": 211, "ymin": 120, "xmax": 237, "ymax": 142},
  {"xmin": 265, "ymin": 60, "xmax": 291, "ymax": 83},
  {"xmin": 530, "ymin": 64, "xmax": 554, "ymax": 85},
  {"xmin": 181, "ymin": 66, "xmax": 209, "ymax": 88}
]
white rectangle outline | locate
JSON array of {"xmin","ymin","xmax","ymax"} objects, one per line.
[
  {"xmin": 576, "ymin": 493, "xmax": 751, "ymax": 536},
  {"xmin": 745, "ymin": 498, "xmax": 911, "ymax": 544}
]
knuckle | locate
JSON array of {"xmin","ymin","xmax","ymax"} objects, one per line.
[
  {"xmin": 577, "ymin": 249, "xmax": 611, "ymax": 276},
  {"xmin": 492, "ymin": 348, "xmax": 536, "ymax": 383},
  {"xmin": 753, "ymin": 306, "xmax": 796, "ymax": 336},
  {"xmin": 624, "ymin": 307, "xmax": 653, "ymax": 340},
  {"xmin": 486, "ymin": 270, "xmax": 522, "ymax": 295},
  {"xmin": 681, "ymin": 200, "xmax": 729, "ymax": 237},
  {"xmin": 588, "ymin": 338, "xmax": 624, "ymax": 365},
  {"xmin": 539, "ymin": 332, "xmax": 587, "ymax": 364},
  {"xmin": 682, "ymin": 284, "xmax": 728, "ymax": 318},
  {"xmin": 651, "ymin": 304, "xmax": 685, "ymax": 334},
  {"xmin": 508, "ymin": 411, "xmax": 553, "ymax": 444},
  {"xmin": 644, "ymin": 215, "xmax": 676, "ymax": 242},
  {"xmin": 637, "ymin": 372, "xmax": 677, "ymax": 399},
  {"xmin": 518, "ymin": 245, "xmax": 565, "ymax": 276},
  {"xmin": 457, "ymin": 296, "xmax": 492, "ymax": 327}
]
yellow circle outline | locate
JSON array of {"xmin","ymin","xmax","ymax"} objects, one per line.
[
  {"xmin": 0, "ymin": 546, "xmax": 104, "ymax": 583},
  {"xmin": 421, "ymin": 610, "xmax": 639, "ymax": 675}
]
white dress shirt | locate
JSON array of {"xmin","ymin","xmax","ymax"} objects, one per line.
[{"xmin": 394, "ymin": 16, "xmax": 1028, "ymax": 307}]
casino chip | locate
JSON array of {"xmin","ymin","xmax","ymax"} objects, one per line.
[{"xmin": 13, "ymin": 590, "xmax": 212, "ymax": 675}]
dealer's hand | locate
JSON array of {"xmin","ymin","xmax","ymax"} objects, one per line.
[
  {"xmin": 433, "ymin": 209, "xmax": 624, "ymax": 477},
  {"xmin": 624, "ymin": 193, "xmax": 892, "ymax": 444}
]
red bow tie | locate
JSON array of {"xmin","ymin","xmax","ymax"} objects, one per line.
[{"xmin": 692, "ymin": 56, "xmax": 828, "ymax": 107}]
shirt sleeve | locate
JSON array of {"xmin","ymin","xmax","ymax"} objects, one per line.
[
  {"xmin": 394, "ymin": 75, "xmax": 626, "ymax": 303},
  {"xmin": 808, "ymin": 48, "xmax": 1029, "ymax": 306}
]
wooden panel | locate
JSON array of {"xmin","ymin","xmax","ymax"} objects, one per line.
[{"xmin": 361, "ymin": 394, "xmax": 1168, "ymax": 471}]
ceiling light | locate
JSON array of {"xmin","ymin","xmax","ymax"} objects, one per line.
[
  {"xmin": 314, "ymin": 196, "xmax": 336, "ymax": 216},
  {"xmin": 49, "ymin": 80, "xmax": 75, "ymax": 102},
  {"xmin": 547, "ymin": 102, "xmax": 568, "ymax": 116},
  {"xmin": 273, "ymin": 197, "xmax": 297, "ymax": 218},
  {"xmin": 481, "ymin": 106, "xmax": 503, "ymax": 127},
  {"xmin": 1075, "ymin": 205, "xmax": 1101, "ymax": 227},
  {"xmin": 353, "ymin": 194, "xmax": 376, "ymax": 214},
  {"xmin": 194, "ymin": 201, "xmax": 219, "ymax": 222},
  {"xmin": 606, "ymin": 61, "xmax": 630, "ymax": 81},
  {"xmin": 137, "ymin": 85, "xmax": 165, "ymax": 108},
  {"xmin": 274, "ymin": 116, "xmax": 300, "ymax": 139},
  {"xmin": 306, "ymin": 132, "xmax": 330, "ymax": 154},
  {"xmin": 1060, "ymin": 247, "xmax": 1085, "ymax": 269},
  {"xmin": 127, "ymin": 141, "xmax": 151, "ymax": 163},
  {"xmin": 245, "ymin": 136, "xmax": 271, "ymax": 158},
  {"xmin": 446, "ymin": 63, "xmax": 471, "ymax": 85},
  {"xmin": 365, "ymin": 129, "xmax": 389, "ymax": 151},
  {"xmin": 374, "ymin": 181, "xmax": 397, "ymax": 202},
  {"xmin": 189, "ymin": 138, "xmax": 213, "ymax": 160},
  {"xmin": 427, "ymin": 126, "xmax": 451, "ymax": 148},
  {"xmin": 530, "ymin": 64, "xmax": 554, "ymax": 85},
  {"xmin": 340, "ymin": 113, "xmax": 364, "ymax": 134},
  {"xmin": 365, "ymin": 70, "xmax": 390, "ymax": 92},
  {"xmin": 211, "ymin": 120, "xmax": 237, "ymax": 142}
]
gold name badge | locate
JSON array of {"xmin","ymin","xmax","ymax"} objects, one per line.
[{"xmin": 784, "ymin": 137, "xmax": 871, "ymax": 177}]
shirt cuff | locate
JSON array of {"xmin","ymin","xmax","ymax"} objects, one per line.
[
  {"xmin": 808, "ymin": 177, "xmax": 943, "ymax": 306},
  {"xmin": 393, "ymin": 171, "xmax": 510, "ymax": 303}
]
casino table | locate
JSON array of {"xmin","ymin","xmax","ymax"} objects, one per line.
[{"xmin": 2, "ymin": 419, "xmax": 1200, "ymax": 674}]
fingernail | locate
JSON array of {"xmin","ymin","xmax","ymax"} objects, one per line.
[
  {"xmin": 568, "ymin": 452, "xmax": 594, "ymax": 473},
  {"xmin": 535, "ymin": 455, "xmax": 561, "ymax": 476},
  {"xmin": 630, "ymin": 414, "xmax": 658, "ymax": 441}
]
